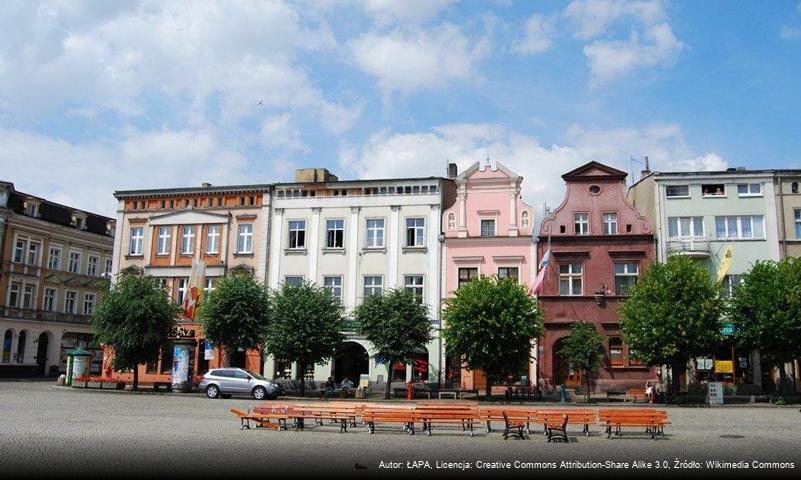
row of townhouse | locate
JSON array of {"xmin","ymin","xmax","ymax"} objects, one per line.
[{"xmin": 0, "ymin": 181, "xmax": 115, "ymax": 377}]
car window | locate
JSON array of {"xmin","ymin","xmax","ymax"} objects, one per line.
[
  {"xmin": 247, "ymin": 370, "xmax": 266, "ymax": 381},
  {"xmin": 212, "ymin": 369, "xmax": 231, "ymax": 378},
  {"xmin": 233, "ymin": 370, "xmax": 250, "ymax": 379}
]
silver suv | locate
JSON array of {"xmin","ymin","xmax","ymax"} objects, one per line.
[{"xmin": 199, "ymin": 368, "xmax": 281, "ymax": 400}]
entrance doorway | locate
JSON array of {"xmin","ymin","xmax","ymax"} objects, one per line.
[
  {"xmin": 229, "ymin": 349, "xmax": 246, "ymax": 369},
  {"xmin": 333, "ymin": 342, "xmax": 369, "ymax": 383},
  {"xmin": 36, "ymin": 332, "xmax": 50, "ymax": 376},
  {"xmin": 553, "ymin": 337, "xmax": 582, "ymax": 386}
]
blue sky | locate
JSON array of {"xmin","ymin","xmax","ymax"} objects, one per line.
[{"xmin": 1, "ymin": 0, "xmax": 800, "ymax": 217}]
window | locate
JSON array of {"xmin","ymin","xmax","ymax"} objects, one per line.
[
  {"xmin": 323, "ymin": 276, "xmax": 343, "ymax": 303},
  {"xmin": 721, "ymin": 274, "xmax": 742, "ymax": 299},
  {"xmin": 737, "ymin": 183, "xmax": 761, "ymax": 196},
  {"xmin": 609, "ymin": 338, "xmax": 624, "ymax": 367},
  {"xmin": 206, "ymin": 225, "xmax": 220, "ymax": 254},
  {"xmin": 573, "ymin": 213, "xmax": 589, "ymax": 235},
  {"xmin": 104, "ymin": 258, "xmax": 112, "ymax": 275},
  {"xmin": 366, "ymin": 219, "xmax": 384, "ymax": 248},
  {"xmin": 404, "ymin": 275, "xmax": 424, "ymax": 302},
  {"xmin": 603, "ymin": 213, "xmax": 618, "ymax": 235},
  {"xmin": 794, "ymin": 182, "xmax": 799, "ymax": 194},
  {"xmin": 480, "ymin": 219, "xmax": 496, "ymax": 237},
  {"xmin": 364, "ymin": 276, "xmax": 383, "ymax": 296},
  {"xmin": 44, "ymin": 288, "xmax": 56, "ymax": 312},
  {"xmin": 497, "ymin": 267, "xmax": 519, "ymax": 281},
  {"xmin": 284, "ymin": 276, "xmax": 304, "ymax": 286},
  {"xmin": 47, "ymin": 247, "xmax": 61, "ymax": 270},
  {"xmin": 181, "ymin": 226, "xmax": 196, "ymax": 254},
  {"xmin": 22, "ymin": 284, "xmax": 34, "ymax": 309},
  {"xmin": 156, "ymin": 226, "xmax": 171, "ymax": 256},
  {"xmin": 559, "ymin": 263, "xmax": 583, "ymax": 296},
  {"xmin": 160, "ymin": 346, "xmax": 173, "ymax": 375},
  {"xmin": 26, "ymin": 242, "xmax": 40, "ymax": 266},
  {"xmin": 83, "ymin": 294, "xmax": 95, "ymax": 315},
  {"xmin": 458, "ymin": 267, "xmax": 478, "ymax": 288},
  {"xmin": 667, "ymin": 216, "xmax": 704, "ymax": 238},
  {"xmin": 406, "ymin": 218, "xmax": 425, "ymax": 247},
  {"xmin": 237, "ymin": 224, "xmax": 253, "ymax": 253},
  {"xmin": 13, "ymin": 239, "xmax": 25, "ymax": 263},
  {"xmin": 26, "ymin": 202, "xmax": 38, "ymax": 217},
  {"xmin": 326, "ymin": 219, "xmax": 344, "ymax": 249},
  {"xmin": 8, "ymin": 283, "xmax": 20, "ymax": 307},
  {"xmin": 64, "ymin": 291, "xmax": 77, "ymax": 314},
  {"xmin": 68, "ymin": 251, "xmax": 81, "ymax": 274},
  {"xmin": 204, "ymin": 278, "xmax": 215, "ymax": 292},
  {"xmin": 795, "ymin": 209, "xmax": 801, "ymax": 239},
  {"xmin": 702, "ymin": 184, "xmax": 726, "ymax": 197},
  {"xmin": 614, "ymin": 263, "xmax": 639, "ymax": 295},
  {"xmin": 665, "ymin": 185, "xmax": 689, "ymax": 198},
  {"xmin": 87, "ymin": 256, "xmax": 99, "ymax": 276},
  {"xmin": 176, "ymin": 278, "xmax": 188, "ymax": 305},
  {"xmin": 715, "ymin": 215, "xmax": 764, "ymax": 239},
  {"xmin": 129, "ymin": 227, "xmax": 144, "ymax": 255},
  {"xmin": 288, "ymin": 220, "xmax": 306, "ymax": 249}
]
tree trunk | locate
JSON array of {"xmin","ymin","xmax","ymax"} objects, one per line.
[
  {"xmin": 485, "ymin": 377, "xmax": 493, "ymax": 401},
  {"xmin": 778, "ymin": 363, "xmax": 788, "ymax": 399},
  {"xmin": 298, "ymin": 364, "xmax": 306, "ymax": 397},
  {"xmin": 670, "ymin": 362, "xmax": 682, "ymax": 396},
  {"xmin": 132, "ymin": 365, "xmax": 139, "ymax": 391},
  {"xmin": 384, "ymin": 358, "xmax": 393, "ymax": 400},
  {"xmin": 585, "ymin": 369, "xmax": 591, "ymax": 403}
]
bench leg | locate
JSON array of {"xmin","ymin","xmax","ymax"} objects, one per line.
[
  {"xmin": 340, "ymin": 418, "xmax": 348, "ymax": 433},
  {"xmin": 606, "ymin": 426, "xmax": 612, "ymax": 439},
  {"xmin": 240, "ymin": 418, "xmax": 250, "ymax": 430},
  {"xmin": 584, "ymin": 423, "xmax": 590, "ymax": 437},
  {"xmin": 487, "ymin": 421, "xmax": 492, "ymax": 433}
]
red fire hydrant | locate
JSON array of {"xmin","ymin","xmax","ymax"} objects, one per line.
[{"xmin": 406, "ymin": 380, "xmax": 414, "ymax": 400}]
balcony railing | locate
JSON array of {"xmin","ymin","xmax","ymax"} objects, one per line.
[
  {"xmin": 0, "ymin": 306, "xmax": 93, "ymax": 325},
  {"xmin": 666, "ymin": 237, "xmax": 710, "ymax": 256}
]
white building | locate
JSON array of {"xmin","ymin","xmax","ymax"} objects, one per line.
[{"xmin": 264, "ymin": 168, "xmax": 456, "ymax": 386}]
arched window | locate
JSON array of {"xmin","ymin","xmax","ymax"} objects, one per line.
[
  {"xmin": 793, "ymin": 182, "xmax": 799, "ymax": 194},
  {"xmin": 16, "ymin": 331, "xmax": 26, "ymax": 363},
  {"xmin": 2, "ymin": 330, "xmax": 12, "ymax": 363}
]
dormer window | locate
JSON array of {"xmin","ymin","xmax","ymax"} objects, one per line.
[
  {"xmin": 106, "ymin": 221, "xmax": 116, "ymax": 237},
  {"xmin": 71, "ymin": 212, "xmax": 87, "ymax": 229},
  {"xmin": 24, "ymin": 200, "xmax": 40, "ymax": 218}
]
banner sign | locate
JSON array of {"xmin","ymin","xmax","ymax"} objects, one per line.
[{"xmin": 714, "ymin": 360, "xmax": 734, "ymax": 374}]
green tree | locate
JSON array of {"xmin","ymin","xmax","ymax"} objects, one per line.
[
  {"xmin": 729, "ymin": 258, "xmax": 801, "ymax": 398},
  {"xmin": 558, "ymin": 321, "xmax": 605, "ymax": 402},
  {"xmin": 197, "ymin": 274, "xmax": 270, "ymax": 366},
  {"xmin": 264, "ymin": 281, "xmax": 345, "ymax": 396},
  {"xmin": 354, "ymin": 288, "xmax": 432, "ymax": 399},
  {"xmin": 92, "ymin": 273, "xmax": 180, "ymax": 390},
  {"xmin": 620, "ymin": 255, "xmax": 722, "ymax": 395},
  {"xmin": 442, "ymin": 276, "xmax": 543, "ymax": 400}
]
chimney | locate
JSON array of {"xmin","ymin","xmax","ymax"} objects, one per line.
[
  {"xmin": 640, "ymin": 156, "xmax": 651, "ymax": 179},
  {"xmin": 447, "ymin": 162, "xmax": 458, "ymax": 179},
  {"xmin": 295, "ymin": 168, "xmax": 338, "ymax": 183},
  {"xmin": 201, "ymin": 182, "xmax": 212, "ymax": 188}
]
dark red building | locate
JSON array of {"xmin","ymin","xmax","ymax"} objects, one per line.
[{"xmin": 538, "ymin": 162, "xmax": 657, "ymax": 393}]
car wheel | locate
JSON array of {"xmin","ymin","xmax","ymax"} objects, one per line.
[
  {"xmin": 252, "ymin": 386, "xmax": 267, "ymax": 400},
  {"xmin": 206, "ymin": 384, "xmax": 220, "ymax": 399}
]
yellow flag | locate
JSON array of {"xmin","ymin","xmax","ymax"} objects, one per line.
[{"xmin": 716, "ymin": 244, "xmax": 733, "ymax": 284}]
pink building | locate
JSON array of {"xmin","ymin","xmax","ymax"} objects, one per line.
[{"xmin": 442, "ymin": 162, "xmax": 536, "ymax": 390}]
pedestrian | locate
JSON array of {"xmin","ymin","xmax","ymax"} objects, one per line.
[{"xmin": 645, "ymin": 381, "xmax": 654, "ymax": 404}]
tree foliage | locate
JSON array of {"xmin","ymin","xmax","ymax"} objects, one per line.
[
  {"xmin": 92, "ymin": 274, "xmax": 180, "ymax": 390},
  {"xmin": 197, "ymin": 273, "xmax": 270, "ymax": 362},
  {"xmin": 619, "ymin": 255, "xmax": 721, "ymax": 394},
  {"xmin": 354, "ymin": 288, "xmax": 432, "ymax": 399},
  {"xmin": 442, "ymin": 276, "xmax": 543, "ymax": 399},
  {"xmin": 558, "ymin": 321, "xmax": 605, "ymax": 402},
  {"xmin": 264, "ymin": 281, "xmax": 345, "ymax": 396},
  {"xmin": 729, "ymin": 258, "xmax": 801, "ymax": 396}
]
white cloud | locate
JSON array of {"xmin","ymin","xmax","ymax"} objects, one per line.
[
  {"xmin": 780, "ymin": 25, "xmax": 801, "ymax": 40},
  {"xmin": 260, "ymin": 114, "xmax": 308, "ymax": 153},
  {"xmin": 563, "ymin": 0, "xmax": 665, "ymax": 39},
  {"xmin": 359, "ymin": 0, "xmax": 457, "ymax": 26},
  {"xmin": 340, "ymin": 122, "xmax": 725, "ymax": 213},
  {"xmin": 349, "ymin": 23, "xmax": 487, "ymax": 99},
  {"xmin": 0, "ymin": 127, "xmax": 257, "ymax": 216},
  {"xmin": 513, "ymin": 14, "xmax": 556, "ymax": 55}
]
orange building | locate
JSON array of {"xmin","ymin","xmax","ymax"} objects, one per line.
[{"xmin": 110, "ymin": 183, "xmax": 271, "ymax": 385}]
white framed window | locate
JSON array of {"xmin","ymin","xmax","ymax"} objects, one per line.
[
  {"xmin": 26, "ymin": 241, "xmax": 41, "ymax": 266},
  {"xmin": 25, "ymin": 202, "xmax": 39, "ymax": 217},
  {"xmin": 603, "ymin": 213, "xmax": 618, "ymax": 235},
  {"xmin": 204, "ymin": 278, "xmax": 216, "ymax": 292},
  {"xmin": 702, "ymin": 184, "xmax": 726, "ymax": 197},
  {"xmin": 288, "ymin": 220, "xmax": 306, "ymax": 249},
  {"xmin": 68, "ymin": 251, "xmax": 81, "ymax": 274},
  {"xmin": 614, "ymin": 263, "xmax": 639, "ymax": 295},
  {"xmin": 237, "ymin": 224, "xmax": 253, "ymax": 253},
  {"xmin": 47, "ymin": 247, "xmax": 61, "ymax": 270},
  {"xmin": 574, "ymin": 213, "xmax": 589, "ymax": 235},
  {"xmin": 43, "ymin": 288, "xmax": 57, "ymax": 312},
  {"xmin": 480, "ymin": 219, "xmax": 496, "ymax": 237},
  {"xmin": 366, "ymin": 219, "xmax": 385, "ymax": 248},
  {"xmin": 498, "ymin": 267, "xmax": 519, "ymax": 281},
  {"xmin": 156, "ymin": 226, "xmax": 171, "ymax": 256},
  {"xmin": 559, "ymin": 263, "xmax": 583, "ymax": 296},
  {"xmin": 129, "ymin": 227, "xmax": 144, "ymax": 255},
  {"xmin": 737, "ymin": 183, "xmax": 762, "ymax": 196},
  {"xmin": 665, "ymin": 185, "xmax": 690, "ymax": 198},
  {"xmin": 404, "ymin": 275, "xmax": 424, "ymax": 303},
  {"xmin": 8, "ymin": 282, "xmax": 21, "ymax": 307},
  {"xmin": 83, "ymin": 293, "xmax": 96, "ymax": 315},
  {"xmin": 721, "ymin": 274, "xmax": 742, "ymax": 299},
  {"xmin": 22, "ymin": 284, "xmax": 35, "ymax": 309},
  {"xmin": 206, "ymin": 225, "xmax": 220, "ymax": 254},
  {"xmin": 325, "ymin": 219, "xmax": 345, "ymax": 249},
  {"xmin": 795, "ymin": 209, "xmax": 801, "ymax": 239},
  {"xmin": 715, "ymin": 215, "xmax": 764, "ymax": 239},
  {"xmin": 104, "ymin": 258, "xmax": 112, "ymax": 275},
  {"xmin": 87, "ymin": 255, "xmax": 99, "ymax": 276},
  {"xmin": 405, "ymin": 218, "xmax": 425, "ymax": 247},
  {"xmin": 181, "ymin": 226, "xmax": 196, "ymax": 255},
  {"xmin": 364, "ymin": 276, "xmax": 383, "ymax": 297},
  {"xmin": 667, "ymin": 216, "xmax": 704, "ymax": 238},
  {"xmin": 12, "ymin": 239, "xmax": 25, "ymax": 263},
  {"xmin": 176, "ymin": 278, "xmax": 189, "ymax": 305},
  {"xmin": 284, "ymin": 276, "xmax": 304, "ymax": 286},
  {"xmin": 64, "ymin": 291, "xmax": 77, "ymax": 314},
  {"xmin": 323, "ymin": 276, "xmax": 343, "ymax": 303}
]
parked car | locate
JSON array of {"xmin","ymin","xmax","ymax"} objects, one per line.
[{"xmin": 198, "ymin": 368, "xmax": 281, "ymax": 400}]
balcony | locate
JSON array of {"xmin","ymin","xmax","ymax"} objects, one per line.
[
  {"xmin": 666, "ymin": 237, "xmax": 710, "ymax": 257},
  {"xmin": 0, "ymin": 306, "xmax": 93, "ymax": 325}
]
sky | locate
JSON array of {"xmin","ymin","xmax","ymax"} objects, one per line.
[{"xmin": 1, "ymin": 0, "xmax": 800, "ymax": 218}]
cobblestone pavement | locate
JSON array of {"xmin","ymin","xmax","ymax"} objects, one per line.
[{"xmin": 1, "ymin": 380, "xmax": 800, "ymax": 478}]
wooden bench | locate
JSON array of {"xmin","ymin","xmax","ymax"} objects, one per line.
[
  {"xmin": 599, "ymin": 409, "xmax": 670, "ymax": 440},
  {"xmin": 501, "ymin": 412, "xmax": 527, "ymax": 440},
  {"xmin": 363, "ymin": 406, "xmax": 417, "ymax": 434},
  {"xmin": 252, "ymin": 403, "xmax": 302, "ymax": 430},
  {"xmin": 627, "ymin": 388, "xmax": 647, "ymax": 403},
  {"xmin": 534, "ymin": 409, "xmax": 596, "ymax": 436},
  {"xmin": 229, "ymin": 408, "xmax": 280, "ymax": 430},
  {"xmin": 415, "ymin": 404, "xmax": 480, "ymax": 436},
  {"xmin": 293, "ymin": 404, "xmax": 362, "ymax": 432},
  {"xmin": 605, "ymin": 390, "xmax": 626, "ymax": 401},
  {"xmin": 479, "ymin": 406, "xmax": 539, "ymax": 434},
  {"xmin": 541, "ymin": 413, "xmax": 569, "ymax": 443}
]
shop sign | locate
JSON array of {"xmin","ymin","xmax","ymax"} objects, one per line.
[
  {"xmin": 720, "ymin": 323, "xmax": 735, "ymax": 336},
  {"xmin": 714, "ymin": 360, "xmax": 734, "ymax": 374},
  {"xmin": 172, "ymin": 326, "xmax": 195, "ymax": 338},
  {"xmin": 204, "ymin": 341, "xmax": 215, "ymax": 360},
  {"xmin": 696, "ymin": 358, "xmax": 713, "ymax": 370},
  {"xmin": 359, "ymin": 374, "xmax": 370, "ymax": 388}
]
